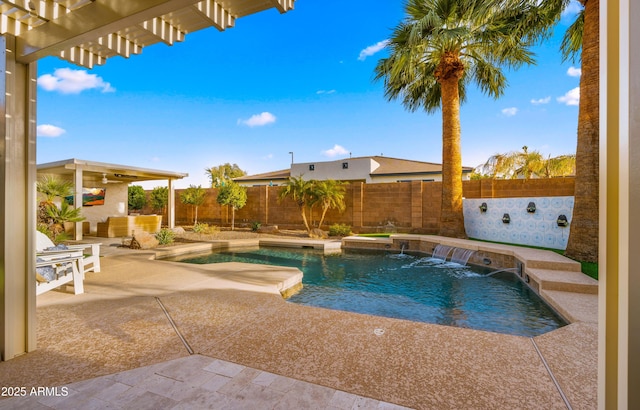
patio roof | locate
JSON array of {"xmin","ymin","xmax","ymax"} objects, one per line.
[
  {"xmin": 1, "ymin": 0, "xmax": 295, "ymax": 69},
  {"xmin": 38, "ymin": 158, "xmax": 188, "ymax": 185}
]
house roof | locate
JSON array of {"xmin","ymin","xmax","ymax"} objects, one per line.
[
  {"xmin": 235, "ymin": 156, "xmax": 474, "ymax": 183},
  {"xmin": 366, "ymin": 156, "xmax": 474, "ymax": 175},
  {"xmin": 38, "ymin": 158, "xmax": 188, "ymax": 184},
  {"xmin": 1, "ymin": 0, "xmax": 295, "ymax": 69},
  {"xmin": 234, "ymin": 168, "xmax": 291, "ymax": 182}
]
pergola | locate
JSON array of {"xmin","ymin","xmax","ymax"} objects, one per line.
[
  {"xmin": 38, "ymin": 158, "xmax": 189, "ymax": 238},
  {"xmin": 0, "ymin": 0, "xmax": 295, "ymax": 361}
]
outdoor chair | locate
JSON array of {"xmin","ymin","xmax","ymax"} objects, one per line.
[
  {"xmin": 35, "ymin": 250, "xmax": 85, "ymax": 295},
  {"xmin": 36, "ymin": 231, "xmax": 101, "ymax": 275}
]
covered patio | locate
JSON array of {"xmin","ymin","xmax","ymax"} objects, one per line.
[{"xmin": 38, "ymin": 158, "xmax": 188, "ymax": 239}]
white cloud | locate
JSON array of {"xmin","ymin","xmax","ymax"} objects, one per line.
[
  {"xmin": 557, "ymin": 87, "xmax": 580, "ymax": 106},
  {"xmin": 531, "ymin": 96, "xmax": 551, "ymax": 105},
  {"xmin": 37, "ymin": 124, "xmax": 66, "ymax": 137},
  {"xmin": 37, "ymin": 68, "xmax": 115, "ymax": 94},
  {"xmin": 322, "ymin": 144, "xmax": 349, "ymax": 157},
  {"xmin": 567, "ymin": 66, "xmax": 582, "ymax": 77},
  {"xmin": 238, "ymin": 112, "xmax": 277, "ymax": 127},
  {"xmin": 501, "ymin": 107, "xmax": 518, "ymax": 117},
  {"xmin": 263, "ymin": 154, "xmax": 274, "ymax": 160},
  {"xmin": 316, "ymin": 89, "xmax": 336, "ymax": 95},
  {"xmin": 358, "ymin": 39, "xmax": 390, "ymax": 61},
  {"xmin": 562, "ymin": 0, "xmax": 583, "ymax": 19}
]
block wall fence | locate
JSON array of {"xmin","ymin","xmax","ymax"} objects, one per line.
[{"xmin": 145, "ymin": 178, "xmax": 575, "ymax": 237}]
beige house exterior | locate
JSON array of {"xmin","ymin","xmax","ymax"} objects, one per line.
[{"xmin": 235, "ymin": 156, "xmax": 474, "ymax": 186}]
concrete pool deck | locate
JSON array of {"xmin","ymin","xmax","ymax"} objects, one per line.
[{"xmin": 0, "ymin": 237, "xmax": 597, "ymax": 409}]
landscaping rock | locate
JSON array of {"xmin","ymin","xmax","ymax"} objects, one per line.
[
  {"xmin": 257, "ymin": 225, "xmax": 280, "ymax": 234},
  {"xmin": 310, "ymin": 228, "xmax": 328, "ymax": 239}
]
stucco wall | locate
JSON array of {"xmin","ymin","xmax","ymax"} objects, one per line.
[{"xmin": 79, "ymin": 184, "xmax": 128, "ymax": 233}]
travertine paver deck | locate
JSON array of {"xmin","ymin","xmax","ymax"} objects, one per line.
[{"xmin": 0, "ymin": 237, "xmax": 597, "ymax": 409}]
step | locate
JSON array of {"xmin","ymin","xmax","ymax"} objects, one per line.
[{"xmin": 527, "ymin": 268, "xmax": 598, "ymax": 294}]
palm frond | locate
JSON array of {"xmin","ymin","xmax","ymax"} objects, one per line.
[{"xmin": 560, "ymin": 9, "xmax": 584, "ymax": 63}]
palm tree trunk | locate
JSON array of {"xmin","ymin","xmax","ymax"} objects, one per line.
[
  {"xmin": 318, "ymin": 205, "xmax": 329, "ymax": 230},
  {"xmin": 565, "ymin": 0, "xmax": 599, "ymax": 263},
  {"xmin": 299, "ymin": 206, "xmax": 311, "ymax": 233},
  {"xmin": 438, "ymin": 75, "xmax": 467, "ymax": 239}
]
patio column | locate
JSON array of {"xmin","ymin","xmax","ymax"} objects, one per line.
[
  {"xmin": 74, "ymin": 166, "xmax": 84, "ymax": 240},
  {"xmin": 168, "ymin": 179, "xmax": 175, "ymax": 229},
  {"xmin": 600, "ymin": 0, "xmax": 639, "ymax": 407},
  {"xmin": 0, "ymin": 34, "xmax": 38, "ymax": 360}
]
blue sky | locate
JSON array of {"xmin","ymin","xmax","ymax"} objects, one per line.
[{"xmin": 36, "ymin": 0, "xmax": 583, "ymax": 189}]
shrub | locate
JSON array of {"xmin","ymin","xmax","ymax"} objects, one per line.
[
  {"xmin": 328, "ymin": 223, "xmax": 352, "ymax": 237},
  {"xmin": 155, "ymin": 228, "xmax": 175, "ymax": 245},
  {"xmin": 192, "ymin": 222, "xmax": 208, "ymax": 234},
  {"xmin": 250, "ymin": 221, "xmax": 262, "ymax": 231}
]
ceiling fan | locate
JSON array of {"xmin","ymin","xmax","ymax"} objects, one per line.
[{"xmin": 101, "ymin": 173, "xmax": 123, "ymax": 184}]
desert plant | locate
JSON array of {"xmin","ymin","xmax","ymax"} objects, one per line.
[
  {"xmin": 192, "ymin": 222, "xmax": 208, "ymax": 234},
  {"xmin": 155, "ymin": 228, "xmax": 175, "ymax": 245},
  {"xmin": 250, "ymin": 221, "xmax": 262, "ymax": 232},
  {"xmin": 328, "ymin": 223, "xmax": 352, "ymax": 237}
]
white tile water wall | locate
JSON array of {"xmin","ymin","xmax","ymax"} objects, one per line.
[{"xmin": 463, "ymin": 197, "xmax": 574, "ymax": 250}]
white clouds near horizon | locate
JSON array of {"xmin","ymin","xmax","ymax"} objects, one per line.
[
  {"xmin": 567, "ymin": 66, "xmax": 582, "ymax": 77},
  {"xmin": 37, "ymin": 68, "xmax": 115, "ymax": 94},
  {"xmin": 358, "ymin": 39, "xmax": 389, "ymax": 61},
  {"xmin": 317, "ymin": 89, "xmax": 336, "ymax": 94},
  {"xmin": 501, "ymin": 107, "xmax": 518, "ymax": 117},
  {"xmin": 322, "ymin": 144, "xmax": 349, "ymax": 157},
  {"xmin": 557, "ymin": 87, "xmax": 580, "ymax": 106},
  {"xmin": 238, "ymin": 112, "xmax": 277, "ymax": 127},
  {"xmin": 37, "ymin": 124, "xmax": 66, "ymax": 137},
  {"xmin": 531, "ymin": 96, "xmax": 551, "ymax": 105}
]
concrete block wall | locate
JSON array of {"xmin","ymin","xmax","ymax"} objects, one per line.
[{"xmin": 158, "ymin": 178, "xmax": 576, "ymax": 245}]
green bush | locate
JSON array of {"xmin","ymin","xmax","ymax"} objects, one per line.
[
  {"xmin": 328, "ymin": 223, "xmax": 352, "ymax": 237},
  {"xmin": 155, "ymin": 228, "xmax": 175, "ymax": 245},
  {"xmin": 192, "ymin": 222, "xmax": 208, "ymax": 234},
  {"xmin": 250, "ymin": 221, "xmax": 262, "ymax": 231}
]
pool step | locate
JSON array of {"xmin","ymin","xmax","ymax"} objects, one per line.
[{"xmin": 526, "ymin": 268, "xmax": 598, "ymax": 294}]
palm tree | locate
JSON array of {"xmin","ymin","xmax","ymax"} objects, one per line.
[
  {"xmin": 550, "ymin": 0, "xmax": 599, "ymax": 263},
  {"xmin": 375, "ymin": 0, "xmax": 548, "ymax": 239},
  {"xmin": 278, "ymin": 176, "xmax": 314, "ymax": 234},
  {"xmin": 311, "ymin": 180, "xmax": 347, "ymax": 230},
  {"xmin": 478, "ymin": 148, "xmax": 575, "ymax": 178}
]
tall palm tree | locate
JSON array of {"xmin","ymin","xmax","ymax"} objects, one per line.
[
  {"xmin": 551, "ymin": 0, "xmax": 599, "ymax": 263},
  {"xmin": 312, "ymin": 180, "xmax": 347, "ymax": 229},
  {"xmin": 278, "ymin": 176, "xmax": 315, "ymax": 233},
  {"xmin": 375, "ymin": 0, "xmax": 548, "ymax": 238}
]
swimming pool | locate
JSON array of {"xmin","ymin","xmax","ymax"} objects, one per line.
[{"xmin": 177, "ymin": 248, "xmax": 566, "ymax": 337}]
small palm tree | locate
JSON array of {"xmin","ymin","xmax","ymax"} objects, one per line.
[
  {"xmin": 278, "ymin": 176, "xmax": 314, "ymax": 233},
  {"xmin": 36, "ymin": 175, "xmax": 73, "ymax": 203},
  {"xmin": 311, "ymin": 180, "xmax": 347, "ymax": 230},
  {"xmin": 375, "ymin": 0, "xmax": 550, "ymax": 238}
]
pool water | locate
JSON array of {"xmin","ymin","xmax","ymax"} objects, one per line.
[{"xmin": 179, "ymin": 248, "xmax": 567, "ymax": 337}]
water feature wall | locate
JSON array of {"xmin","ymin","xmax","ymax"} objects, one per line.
[{"xmin": 463, "ymin": 196, "xmax": 574, "ymax": 250}]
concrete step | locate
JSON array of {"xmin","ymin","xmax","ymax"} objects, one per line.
[{"xmin": 527, "ymin": 268, "xmax": 598, "ymax": 294}]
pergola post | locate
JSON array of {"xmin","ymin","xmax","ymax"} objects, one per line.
[
  {"xmin": 168, "ymin": 179, "xmax": 176, "ymax": 229},
  {"xmin": 74, "ymin": 166, "xmax": 84, "ymax": 240},
  {"xmin": 0, "ymin": 34, "xmax": 38, "ymax": 360}
]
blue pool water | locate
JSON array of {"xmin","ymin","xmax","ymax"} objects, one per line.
[{"xmin": 178, "ymin": 248, "xmax": 566, "ymax": 336}]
